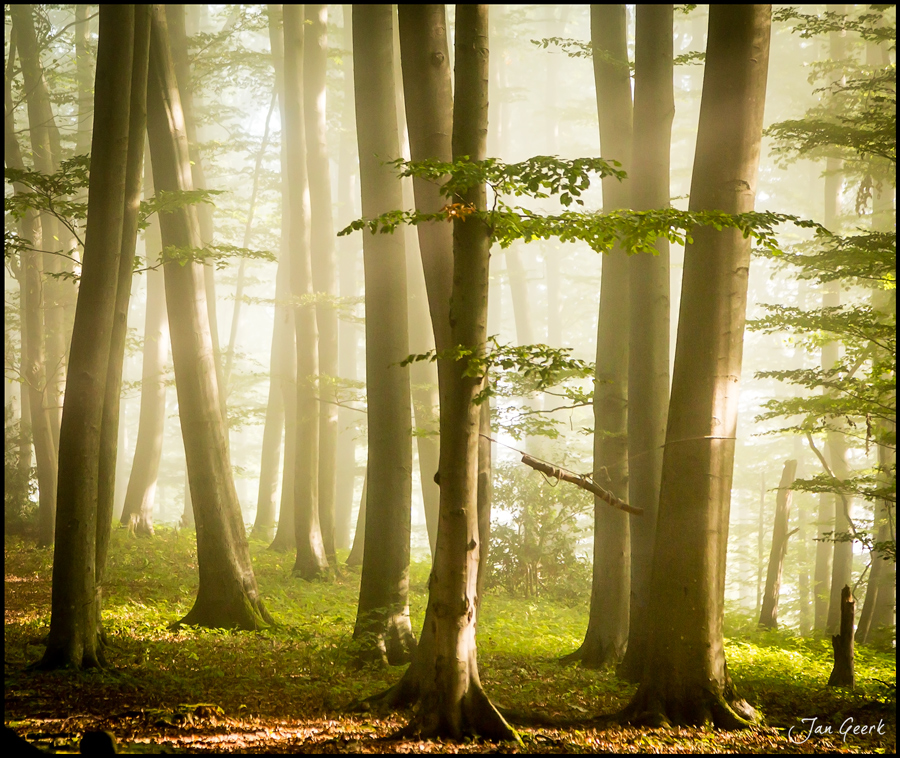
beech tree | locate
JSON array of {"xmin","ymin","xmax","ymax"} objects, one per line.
[
  {"xmin": 39, "ymin": 4, "xmax": 149, "ymax": 669},
  {"xmin": 146, "ymin": 4, "xmax": 272, "ymax": 630},
  {"xmin": 352, "ymin": 3, "xmax": 416, "ymax": 665},
  {"xmin": 620, "ymin": 4, "xmax": 772, "ymax": 727}
]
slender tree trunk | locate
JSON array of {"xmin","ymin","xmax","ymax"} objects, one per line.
[
  {"xmin": 758, "ymin": 460, "xmax": 798, "ymax": 629},
  {"xmin": 96, "ymin": 6, "xmax": 151, "ymax": 584},
  {"xmin": 40, "ymin": 5, "xmax": 139, "ymax": 669},
  {"xmin": 120, "ymin": 154, "xmax": 169, "ymax": 537},
  {"xmin": 618, "ymin": 3, "xmax": 673, "ymax": 682},
  {"xmin": 352, "ymin": 4, "xmax": 416, "ymax": 665},
  {"xmin": 621, "ymin": 4, "xmax": 771, "ymax": 728},
  {"xmin": 565, "ymin": 4, "xmax": 632, "ymax": 670},
  {"xmin": 347, "ymin": 472, "xmax": 367, "ymax": 567},
  {"xmin": 305, "ymin": 4, "xmax": 340, "ymax": 564},
  {"xmin": 74, "ymin": 4, "xmax": 94, "ymax": 156},
  {"xmin": 828, "ymin": 586, "xmax": 855, "ymax": 687},
  {"xmin": 147, "ymin": 5, "xmax": 272, "ymax": 630},
  {"xmin": 283, "ymin": 5, "xmax": 329, "ymax": 579},
  {"xmin": 334, "ymin": 4, "xmax": 360, "ymax": 551}
]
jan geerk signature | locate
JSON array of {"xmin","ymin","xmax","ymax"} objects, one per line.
[{"xmin": 788, "ymin": 716, "xmax": 888, "ymax": 744}]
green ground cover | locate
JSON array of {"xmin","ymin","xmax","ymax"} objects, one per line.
[{"xmin": 4, "ymin": 528, "xmax": 895, "ymax": 753}]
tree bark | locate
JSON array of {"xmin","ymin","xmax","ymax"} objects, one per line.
[
  {"xmin": 283, "ymin": 4, "xmax": 329, "ymax": 579},
  {"xmin": 120, "ymin": 153, "xmax": 169, "ymax": 537},
  {"xmin": 618, "ymin": 3, "xmax": 673, "ymax": 683},
  {"xmin": 352, "ymin": 4, "xmax": 416, "ymax": 665},
  {"xmin": 565, "ymin": 4, "xmax": 632, "ymax": 671},
  {"xmin": 40, "ymin": 5, "xmax": 138, "ymax": 669},
  {"xmin": 402, "ymin": 6, "xmax": 517, "ymax": 742},
  {"xmin": 146, "ymin": 5, "xmax": 272, "ymax": 630},
  {"xmin": 621, "ymin": 4, "xmax": 771, "ymax": 728},
  {"xmin": 305, "ymin": 4, "xmax": 340, "ymax": 564},
  {"xmin": 758, "ymin": 459, "xmax": 798, "ymax": 629}
]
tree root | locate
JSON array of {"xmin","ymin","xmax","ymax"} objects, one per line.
[{"xmin": 618, "ymin": 682, "xmax": 757, "ymax": 730}]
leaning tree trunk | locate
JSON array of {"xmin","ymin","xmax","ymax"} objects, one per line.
[
  {"xmin": 620, "ymin": 4, "xmax": 771, "ymax": 729},
  {"xmin": 564, "ymin": 3, "xmax": 632, "ymax": 671},
  {"xmin": 40, "ymin": 5, "xmax": 139, "ymax": 670},
  {"xmin": 401, "ymin": 5, "xmax": 518, "ymax": 742},
  {"xmin": 146, "ymin": 5, "xmax": 272, "ymax": 630},
  {"xmin": 282, "ymin": 4, "xmax": 329, "ymax": 579},
  {"xmin": 617, "ymin": 3, "xmax": 673, "ymax": 683},
  {"xmin": 758, "ymin": 459, "xmax": 799, "ymax": 629},
  {"xmin": 351, "ymin": 4, "xmax": 416, "ymax": 666},
  {"xmin": 120, "ymin": 155, "xmax": 169, "ymax": 537},
  {"xmin": 305, "ymin": 4, "xmax": 340, "ymax": 564}
]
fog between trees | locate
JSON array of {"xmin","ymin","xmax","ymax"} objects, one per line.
[{"xmin": 4, "ymin": 2, "xmax": 895, "ymax": 740}]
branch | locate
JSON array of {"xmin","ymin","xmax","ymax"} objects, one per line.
[
  {"xmin": 520, "ymin": 454, "xmax": 642, "ymax": 515},
  {"xmin": 805, "ymin": 431, "xmax": 861, "ymax": 541}
]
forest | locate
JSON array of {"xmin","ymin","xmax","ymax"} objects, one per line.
[{"xmin": 3, "ymin": 3, "xmax": 895, "ymax": 754}]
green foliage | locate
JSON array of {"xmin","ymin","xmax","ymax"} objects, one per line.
[
  {"xmin": 4, "ymin": 410, "xmax": 37, "ymax": 534},
  {"xmin": 158, "ymin": 242, "xmax": 277, "ymax": 271},
  {"xmin": 487, "ymin": 463, "xmax": 592, "ymax": 603},
  {"xmin": 530, "ymin": 36, "xmax": 705, "ymax": 67}
]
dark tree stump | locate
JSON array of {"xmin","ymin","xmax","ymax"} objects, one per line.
[{"xmin": 827, "ymin": 585, "xmax": 855, "ymax": 688}]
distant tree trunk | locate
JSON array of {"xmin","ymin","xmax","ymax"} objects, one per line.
[
  {"xmin": 120, "ymin": 156, "xmax": 168, "ymax": 537},
  {"xmin": 283, "ymin": 5, "xmax": 329, "ymax": 579},
  {"xmin": 621, "ymin": 4, "xmax": 770, "ymax": 728},
  {"xmin": 254, "ymin": 3, "xmax": 289, "ymax": 543},
  {"xmin": 334, "ymin": 3, "xmax": 360, "ymax": 551},
  {"xmin": 758, "ymin": 460, "xmax": 798, "ymax": 629},
  {"xmin": 398, "ymin": 4, "xmax": 455, "ymax": 557},
  {"xmin": 347, "ymin": 473, "xmax": 367, "ymax": 567},
  {"xmin": 618, "ymin": 3, "xmax": 673, "ymax": 682},
  {"xmin": 305, "ymin": 4, "xmax": 340, "ymax": 564},
  {"xmin": 146, "ymin": 5, "xmax": 272, "ymax": 630},
  {"xmin": 828, "ymin": 585, "xmax": 855, "ymax": 687},
  {"xmin": 40, "ymin": 5, "xmax": 141, "ymax": 669},
  {"xmin": 756, "ymin": 473, "xmax": 766, "ymax": 616},
  {"xmin": 352, "ymin": 4, "xmax": 416, "ymax": 665},
  {"xmin": 825, "ymin": 430, "xmax": 854, "ymax": 634},
  {"xmin": 4, "ymin": 41, "xmax": 57, "ymax": 549},
  {"xmin": 565, "ymin": 3, "xmax": 632, "ymax": 670}
]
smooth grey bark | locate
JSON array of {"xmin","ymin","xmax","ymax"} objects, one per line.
[
  {"xmin": 564, "ymin": 3, "xmax": 632, "ymax": 671},
  {"xmin": 120, "ymin": 156, "xmax": 168, "ymax": 537},
  {"xmin": 40, "ymin": 5, "xmax": 140, "ymax": 669},
  {"xmin": 146, "ymin": 5, "xmax": 272, "ymax": 630},
  {"xmin": 758, "ymin": 460, "xmax": 799, "ymax": 629},
  {"xmin": 352, "ymin": 3, "xmax": 416, "ymax": 665},
  {"xmin": 283, "ymin": 4, "xmax": 329, "ymax": 579},
  {"xmin": 617, "ymin": 3, "xmax": 673, "ymax": 682},
  {"xmin": 621, "ymin": 4, "xmax": 771, "ymax": 728},
  {"xmin": 305, "ymin": 4, "xmax": 340, "ymax": 563},
  {"xmin": 74, "ymin": 4, "xmax": 94, "ymax": 156}
]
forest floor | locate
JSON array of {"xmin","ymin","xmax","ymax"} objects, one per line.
[{"xmin": 4, "ymin": 528, "xmax": 896, "ymax": 754}]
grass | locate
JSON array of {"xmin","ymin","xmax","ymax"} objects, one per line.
[{"xmin": 4, "ymin": 527, "xmax": 896, "ymax": 753}]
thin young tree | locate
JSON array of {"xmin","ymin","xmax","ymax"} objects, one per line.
[
  {"xmin": 352, "ymin": 3, "xmax": 416, "ymax": 665},
  {"xmin": 620, "ymin": 4, "xmax": 772, "ymax": 728},
  {"xmin": 283, "ymin": 4, "xmax": 329, "ymax": 579},
  {"xmin": 146, "ymin": 4, "xmax": 273, "ymax": 630}
]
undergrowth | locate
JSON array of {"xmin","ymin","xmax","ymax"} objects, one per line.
[{"xmin": 4, "ymin": 528, "xmax": 896, "ymax": 753}]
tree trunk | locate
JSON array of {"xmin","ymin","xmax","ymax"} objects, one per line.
[
  {"xmin": 4, "ymin": 40, "xmax": 57, "ymax": 549},
  {"xmin": 402, "ymin": 6, "xmax": 517, "ymax": 741},
  {"xmin": 283, "ymin": 5, "xmax": 329, "ymax": 579},
  {"xmin": 40, "ymin": 5, "xmax": 138, "ymax": 670},
  {"xmin": 565, "ymin": 4, "xmax": 632, "ymax": 671},
  {"xmin": 333, "ymin": 3, "xmax": 360, "ymax": 552},
  {"xmin": 618, "ymin": 3, "xmax": 673, "ymax": 683},
  {"xmin": 74, "ymin": 4, "xmax": 94, "ymax": 156},
  {"xmin": 120, "ymin": 154, "xmax": 168, "ymax": 537},
  {"xmin": 147, "ymin": 5, "xmax": 272, "ymax": 630},
  {"xmin": 347, "ymin": 472, "xmax": 367, "ymax": 567},
  {"xmin": 758, "ymin": 459, "xmax": 798, "ymax": 629},
  {"xmin": 305, "ymin": 4, "xmax": 340, "ymax": 564},
  {"xmin": 827, "ymin": 585, "xmax": 855, "ymax": 687},
  {"xmin": 96, "ymin": 6, "xmax": 151, "ymax": 584},
  {"xmin": 621, "ymin": 4, "xmax": 771, "ymax": 728},
  {"xmin": 351, "ymin": 4, "xmax": 416, "ymax": 665}
]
